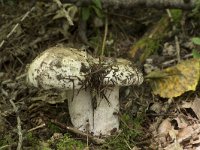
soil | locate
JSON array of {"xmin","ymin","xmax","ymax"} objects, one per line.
[{"xmin": 1, "ymin": 1, "xmax": 200, "ymax": 150}]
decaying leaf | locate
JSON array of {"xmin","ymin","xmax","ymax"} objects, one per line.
[
  {"xmin": 182, "ymin": 97, "xmax": 200, "ymax": 119},
  {"xmin": 148, "ymin": 58, "xmax": 200, "ymax": 98},
  {"xmin": 158, "ymin": 118, "xmax": 172, "ymax": 136},
  {"xmin": 53, "ymin": 3, "xmax": 78, "ymax": 26},
  {"xmin": 164, "ymin": 142, "xmax": 183, "ymax": 150}
]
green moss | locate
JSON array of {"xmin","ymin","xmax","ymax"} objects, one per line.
[
  {"xmin": 190, "ymin": 0, "xmax": 200, "ymax": 17},
  {"xmin": 170, "ymin": 9, "xmax": 182, "ymax": 25},
  {"xmin": 130, "ymin": 16, "xmax": 170, "ymax": 63},
  {"xmin": 139, "ymin": 38, "xmax": 160, "ymax": 62},
  {"xmin": 48, "ymin": 122, "xmax": 61, "ymax": 133},
  {"xmin": 25, "ymin": 132, "xmax": 40, "ymax": 148},
  {"xmin": 56, "ymin": 134, "xmax": 85, "ymax": 150},
  {"xmin": 101, "ymin": 113, "xmax": 145, "ymax": 150},
  {"xmin": 0, "ymin": 133, "xmax": 13, "ymax": 147}
]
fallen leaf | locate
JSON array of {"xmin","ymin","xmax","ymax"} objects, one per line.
[
  {"xmin": 149, "ymin": 102, "xmax": 162, "ymax": 114},
  {"xmin": 181, "ymin": 97, "xmax": 200, "ymax": 119},
  {"xmin": 177, "ymin": 126, "xmax": 193, "ymax": 141},
  {"xmin": 148, "ymin": 58, "xmax": 200, "ymax": 98},
  {"xmin": 158, "ymin": 118, "xmax": 172, "ymax": 136},
  {"xmin": 189, "ymin": 97, "xmax": 200, "ymax": 119},
  {"xmin": 164, "ymin": 142, "xmax": 183, "ymax": 150},
  {"xmin": 173, "ymin": 116, "xmax": 188, "ymax": 129}
]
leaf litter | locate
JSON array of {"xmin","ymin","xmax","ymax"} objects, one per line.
[{"xmin": 1, "ymin": 1, "xmax": 200, "ymax": 150}]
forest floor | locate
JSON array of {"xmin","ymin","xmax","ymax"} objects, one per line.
[{"xmin": 1, "ymin": 1, "xmax": 200, "ymax": 150}]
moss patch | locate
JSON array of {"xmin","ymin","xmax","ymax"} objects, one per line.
[
  {"xmin": 54, "ymin": 134, "xmax": 86, "ymax": 150},
  {"xmin": 101, "ymin": 113, "xmax": 145, "ymax": 150}
]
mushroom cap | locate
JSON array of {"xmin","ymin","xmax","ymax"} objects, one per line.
[
  {"xmin": 27, "ymin": 46, "xmax": 143, "ymax": 90},
  {"xmin": 27, "ymin": 46, "xmax": 92, "ymax": 90},
  {"xmin": 102, "ymin": 58, "xmax": 143, "ymax": 86}
]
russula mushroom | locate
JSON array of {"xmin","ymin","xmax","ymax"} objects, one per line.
[
  {"xmin": 91, "ymin": 58, "xmax": 143, "ymax": 135},
  {"xmin": 27, "ymin": 46, "xmax": 94, "ymax": 132},
  {"xmin": 27, "ymin": 46, "xmax": 143, "ymax": 136}
]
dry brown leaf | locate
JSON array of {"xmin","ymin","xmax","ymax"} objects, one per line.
[
  {"xmin": 158, "ymin": 118, "xmax": 172, "ymax": 136},
  {"xmin": 173, "ymin": 116, "xmax": 188, "ymax": 129},
  {"xmin": 189, "ymin": 97, "xmax": 200, "ymax": 119},
  {"xmin": 149, "ymin": 58, "xmax": 200, "ymax": 98},
  {"xmin": 177, "ymin": 126, "xmax": 194, "ymax": 141},
  {"xmin": 164, "ymin": 142, "xmax": 183, "ymax": 150}
]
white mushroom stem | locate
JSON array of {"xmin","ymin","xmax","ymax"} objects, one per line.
[
  {"xmin": 66, "ymin": 89, "xmax": 94, "ymax": 132},
  {"xmin": 93, "ymin": 86, "xmax": 119, "ymax": 136}
]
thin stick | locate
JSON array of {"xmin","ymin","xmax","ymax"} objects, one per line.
[
  {"xmin": 9, "ymin": 98, "xmax": 23, "ymax": 150},
  {"xmin": 1, "ymin": 88, "xmax": 23, "ymax": 150},
  {"xmin": 124, "ymin": 139, "xmax": 132, "ymax": 150},
  {"xmin": 175, "ymin": 36, "xmax": 181, "ymax": 62},
  {"xmin": 161, "ymin": 53, "xmax": 192, "ymax": 68},
  {"xmin": 1, "ymin": 73, "xmax": 26, "ymax": 85},
  {"xmin": 101, "ymin": 15, "xmax": 108, "ymax": 57},
  {"xmin": 166, "ymin": 9, "xmax": 181, "ymax": 62},
  {"xmin": 50, "ymin": 119, "xmax": 105, "ymax": 144},
  {"xmin": 27, "ymin": 123, "xmax": 46, "ymax": 132},
  {"xmin": 0, "ymin": 145, "xmax": 10, "ymax": 150}
]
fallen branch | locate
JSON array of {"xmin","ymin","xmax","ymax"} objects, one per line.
[
  {"xmin": 62, "ymin": 0, "xmax": 197, "ymax": 10},
  {"xmin": 50, "ymin": 119, "xmax": 105, "ymax": 144}
]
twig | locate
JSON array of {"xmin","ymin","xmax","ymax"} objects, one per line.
[
  {"xmin": 1, "ymin": 73, "xmax": 26, "ymax": 85},
  {"xmin": 175, "ymin": 36, "xmax": 181, "ymax": 62},
  {"xmin": 166, "ymin": 9, "xmax": 181, "ymax": 62},
  {"xmin": 1, "ymin": 89, "xmax": 23, "ymax": 150},
  {"xmin": 0, "ymin": 145, "xmax": 10, "ymax": 150},
  {"xmin": 124, "ymin": 139, "xmax": 132, "ymax": 150},
  {"xmin": 50, "ymin": 119, "xmax": 105, "ymax": 144},
  {"xmin": 27, "ymin": 123, "xmax": 46, "ymax": 132},
  {"xmin": 146, "ymin": 113, "xmax": 176, "ymax": 117},
  {"xmin": 9, "ymin": 98, "xmax": 23, "ymax": 150},
  {"xmin": 0, "ymin": 6, "xmax": 35, "ymax": 49},
  {"xmin": 162, "ymin": 53, "xmax": 192, "ymax": 68},
  {"xmin": 101, "ymin": 15, "xmax": 108, "ymax": 57}
]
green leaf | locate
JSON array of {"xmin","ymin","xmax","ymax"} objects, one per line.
[
  {"xmin": 145, "ymin": 70, "xmax": 172, "ymax": 80},
  {"xmin": 192, "ymin": 37, "xmax": 200, "ymax": 45},
  {"xmin": 92, "ymin": 0, "xmax": 102, "ymax": 9},
  {"xmin": 81, "ymin": 7, "xmax": 91, "ymax": 21},
  {"xmin": 192, "ymin": 49, "xmax": 200, "ymax": 58},
  {"xmin": 91, "ymin": 5, "xmax": 104, "ymax": 18}
]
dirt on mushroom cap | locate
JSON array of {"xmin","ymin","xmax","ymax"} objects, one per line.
[{"xmin": 27, "ymin": 46, "xmax": 92, "ymax": 90}]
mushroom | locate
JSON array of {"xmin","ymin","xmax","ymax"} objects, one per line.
[
  {"xmin": 91, "ymin": 58, "xmax": 143, "ymax": 136},
  {"xmin": 27, "ymin": 46, "xmax": 143, "ymax": 136},
  {"xmin": 27, "ymin": 46, "xmax": 94, "ymax": 132}
]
